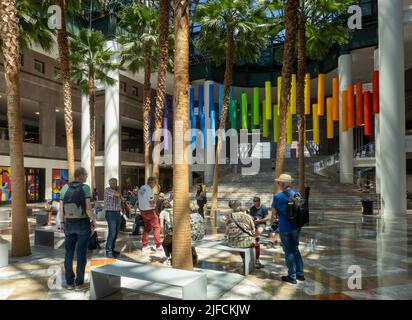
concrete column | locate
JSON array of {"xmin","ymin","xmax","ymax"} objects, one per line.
[
  {"xmin": 39, "ymin": 101, "xmax": 56, "ymax": 146},
  {"xmin": 204, "ymin": 80, "xmax": 214, "ymax": 185},
  {"xmin": 45, "ymin": 166, "xmax": 53, "ymax": 200},
  {"xmin": 378, "ymin": 0, "xmax": 406, "ymax": 216},
  {"xmin": 338, "ymin": 53, "xmax": 354, "ymax": 183},
  {"xmin": 374, "ymin": 48, "xmax": 381, "ymax": 195},
  {"xmin": 81, "ymin": 94, "xmax": 92, "ymax": 186},
  {"xmin": 104, "ymin": 40, "xmax": 120, "ymax": 188}
]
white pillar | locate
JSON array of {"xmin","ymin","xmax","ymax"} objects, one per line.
[
  {"xmin": 104, "ymin": 40, "xmax": 120, "ymax": 188},
  {"xmin": 374, "ymin": 48, "xmax": 381, "ymax": 195},
  {"xmin": 378, "ymin": 0, "xmax": 406, "ymax": 216},
  {"xmin": 204, "ymin": 80, "xmax": 214, "ymax": 185},
  {"xmin": 338, "ymin": 53, "xmax": 354, "ymax": 183},
  {"xmin": 81, "ymin": 94, "xmax": 92, "ymax": 186},
  {"xmin": 45, "ymin": 166, "xmax": 52, "ymax": 200}
]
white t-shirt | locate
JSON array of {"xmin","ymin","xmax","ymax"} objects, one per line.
[{"xmin": 138, "ymin": 184, "xmax": 155, "ymax": 211}]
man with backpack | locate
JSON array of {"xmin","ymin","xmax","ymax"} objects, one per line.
[
  {"xmin": 271, "ymin": 173, "xmax": 305, "ymax": 284},
  {"xmin": 60, "ymin": 167, "xmax": 96, "ymax": 290}
]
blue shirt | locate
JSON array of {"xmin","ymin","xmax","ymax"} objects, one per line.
[
  {"xmin": 249, "ymin": 205, "xmax": 269, "ymax": 220},
  {"xmin": 271, "ymin": 188, "xmax": 300, "ymax": 233}
]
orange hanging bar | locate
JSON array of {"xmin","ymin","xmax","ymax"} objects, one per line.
[
  {"xmin": 355, "ymin": 82, "xmax": 363, "ymax": 126},
  {"xmin": 372, "ymin": 70, "xmax": 379, "ymax": 114},
  {"xmin": 347, "ymin": 84, "xmax": 355, "ymax": 129},
  {"xmin": 317, "ymin": 73, "xmax": 325, "ymax": 116},
  {"xmin": 332, "ymin": 77, "xmax": 339, "ymax": 121},
  {"xmin": 312, "ymin": 104, "xmax": 319, "ymax": 145},
  {"xmin": 364, "ymin": 91, "xmax": 372, "ymax": 136},
  {"xmin": 341, "ymin": 90, "xmax": 348, "ymax": 132},
  {"xmin": 327, "ymin": 97, "xmax": 333, "ymax": 139}
]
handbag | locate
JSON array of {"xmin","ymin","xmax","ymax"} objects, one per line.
[{"xmin": 88, "ymin": 231, "xmax": 100, "ymax": 250}]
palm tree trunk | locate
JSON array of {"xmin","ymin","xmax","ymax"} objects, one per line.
[
  {"xmin": 0, "ymin": 0, "xmax": 31, "ymax": 257},
  {"xmin": 210, "ymin": 26, "xmax": 234, "ymax": 220},
  {"xmin": 172, "ymin": 0, "xmax": 193, "ymax": 271},
  {"xmin": 88, "ymin": 69, "xmax": 96, "ymax": 190},
  {"xmin": 143, "ymin": 43, "xmax": 152, "ymax": 182},
  {"xmin": 57, "ymin": 0, "xmax": 75, "ymax": 181},
  {"xmin": 152, "ymin": 0, "xmax": 170, "ymax": 187},
  {"xmin": 297, "ymin": 9, "xmax": 306, "ymax": 195},
  {"xmin": 274, "ymin": 0, "xmax": 299, "ymax": 191}
]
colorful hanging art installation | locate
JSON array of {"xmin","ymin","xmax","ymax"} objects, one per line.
[{"xmin": 355, "ymin": 82, "xmax": 364, "ymax": 126}]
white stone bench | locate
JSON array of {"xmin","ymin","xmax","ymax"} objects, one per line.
[
  {"xmin": 90, "ymin": 260, "xmax": 207, "ymax": 300},
  {"xmin": 34, "ymin": 226, "xmax": 65, "ymax": 247},
  {"xmin": 192, "ymin": 240, "xmax": 256, "ymax": 275},
  {"xmin": 0, "ymin": 242, "xmax": 8, "ymax": 268}
]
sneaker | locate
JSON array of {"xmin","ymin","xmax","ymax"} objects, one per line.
[
  {"xmin": 106, "ymin": 252, "xmax": 117, "ymax": 259},
  {"xmin": 297, "ymin": 275, "xmax": 306, "ymax": 281},
  {"xmin": 255, "ymin": 261, "xmax": 265, "ymax": 269},
  {"xmin": 66, "ymin": 284, "xmax": 75, "ymax": 290},
  {"xmin": 142, "ymin": 246, "xmax": 151, "ymax": 253},
  {"xmin": 113, "ymin": 250, "xmax": 121, "ymax": 255},
  {"xmin": 281, "ymin": 276, "xmax": 297, "ymax": 284},
  {"xmin": 75, "ymin": 283, "xmax": 88, "ymax": 291},
  {"xmin": 156, "ymin": 246, "xmax": 164, "ymax": 255}
]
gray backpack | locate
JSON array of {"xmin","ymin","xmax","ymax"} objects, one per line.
[{"xmin": 63, "ymin": 182, "xmax": 86, "ymax": 219}]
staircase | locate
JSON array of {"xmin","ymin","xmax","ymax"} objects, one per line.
[{"xmin": 204, "ymin": 158, "xmax": 378, "ymax": 212}]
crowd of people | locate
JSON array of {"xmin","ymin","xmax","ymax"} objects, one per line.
[{"xmin": 59, "ymin": 167, "xmax": 306, "ymax": 290}]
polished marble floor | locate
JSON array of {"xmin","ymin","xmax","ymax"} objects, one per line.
[{"xmin": 0, "ymin": 209, "xmax": 411, "ymax": 300}]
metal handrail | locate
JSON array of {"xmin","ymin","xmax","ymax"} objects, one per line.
[{"xmin": 354, "ymin": 142, "xmax": 375, "ymax": 158}]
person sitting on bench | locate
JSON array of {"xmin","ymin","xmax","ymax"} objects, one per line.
[{"xmin": 223, "ymin": 200, "xmax": 263, "ymax": 269}]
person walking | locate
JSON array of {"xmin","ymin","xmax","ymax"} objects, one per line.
[
  {"xmin": 195, "ymin": 184, "xmax": 207, "ymax": 218},
  {"xmin": 138, "ymin": 177, "xmax": 162, "ymax": 253},
  {"xmin": 60, "ymin": 167, "xmax": 96, "ymax": 290},
  {"xmin": 104, "ymin": 178, "xmax": 123, "ymax": 258},
  {"xmin": 271, "ymin": 173, "xmax": 305, "ymax": 284}
]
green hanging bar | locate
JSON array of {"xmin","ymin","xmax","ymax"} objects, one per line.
[
  {"xmin": 253, "ymin": 87, "xmax": 259, "ymax": 126},
  {"xmin": 241, "ymin": 92, "xmax": 248, "ymax": 130},
  {"xmin": 273, "ymin": 104, "xmax": 279, "ymax": 142},
  {"xmin": 262, "ymin": 99, "xmax": 268, "ymax": 137},
  {"xmin": 229, "ymin": 99, "xmax": 237, "ymax": 130},
  {"xmin": 265, "ymin": 81, "xmax": 272, "ymax": 120}
]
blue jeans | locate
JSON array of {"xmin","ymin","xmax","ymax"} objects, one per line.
[
  {"xmin": 64, "ymin": 219, "xmax": 91, "ymax": 285},
  {"xmin": 105, "ymin": 211, "xmax": 121, "ymax": 253},
  {"xmin": 280, "ymin": 229, "xmax": 304, "ymax": 280}
]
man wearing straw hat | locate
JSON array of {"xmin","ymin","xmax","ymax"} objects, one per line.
[{"xmin": 271, "ymin": 173, "xmax": 305, "ymax": 284}]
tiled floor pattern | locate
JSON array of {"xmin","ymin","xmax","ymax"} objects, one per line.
[{"xmin": 0, "ymin": 211, "xmax": 412, "ymax": 299}]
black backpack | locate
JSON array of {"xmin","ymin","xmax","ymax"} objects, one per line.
[
  {"xmin": 283, "ymin": 190, "xmax": 309, "ymax": 228},
  {"xmin": 63, "ymin": 182, "xmax": 86, "ymax": 219}
]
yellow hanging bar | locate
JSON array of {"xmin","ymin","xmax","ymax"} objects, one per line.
[
  {"xmin": 304, "ymin": 73, "xmax": 311, "ymax": 115},
  {"xmin": 290, "ymin": 74, "xmax": 297, "ymax": 115},
  {"xmin": 313, "ymin": 104, "xmax": 320, "ymax": 144}
]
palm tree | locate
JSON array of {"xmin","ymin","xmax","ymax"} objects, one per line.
[
  {"xmin": 118, "ymin": 3, "xmax": 159, "ymax": 182},
  {"xmin": 151, "ymin": 0, "xmax": 170, "ymax": 184},
  {"xmin": 54, "ymin": 0, "xmax": 82, "ymax": 182},
  {"xmin": 0, "ymin": 0, "xmax": 30, "ymax": 257},
  {"xmin": 172, "ymin": 0, "xmax": 192, "ymax": 271},
  {"xmin": 194, "ymin": 0, "xmax": 269, "ymax": 218},
  {"xmin": 69, "ymin": 29, "xmax": 119, "ymax": 191},
  {"xmin": 295, "ymin": 0, "xmax": 354, "ymax": 193},
  {"xmin": 0, "ymin": 0, "xmax": 53, "ymax": 257},
  {"xmin": 274, "ymin": 0, "xmax": 299, "ymax": 191}
]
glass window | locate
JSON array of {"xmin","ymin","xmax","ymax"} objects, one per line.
[
  {"xmin": 132, "ymin": 86, "xmax": 138, "ymax": 97},
  {"xmin": 34, "ymin": 59, "xmax": 45, "ymax": 74},
  {"xmin": 120, "ymin": 81, "xmax": 127, "ymax": 93}
]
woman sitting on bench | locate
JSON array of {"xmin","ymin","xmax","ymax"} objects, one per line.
[{"xmin": 223, "ymin": 200, "xmax": 263, "ymax": 269}]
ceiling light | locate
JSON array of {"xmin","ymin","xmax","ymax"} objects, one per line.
[
  {"xmin": 55, "ymin": 108, "xmax": 60, "ymax": 112},
  {"xmin": 34, "ymin": 112, "xmax": 40, "ymax": 115}
]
